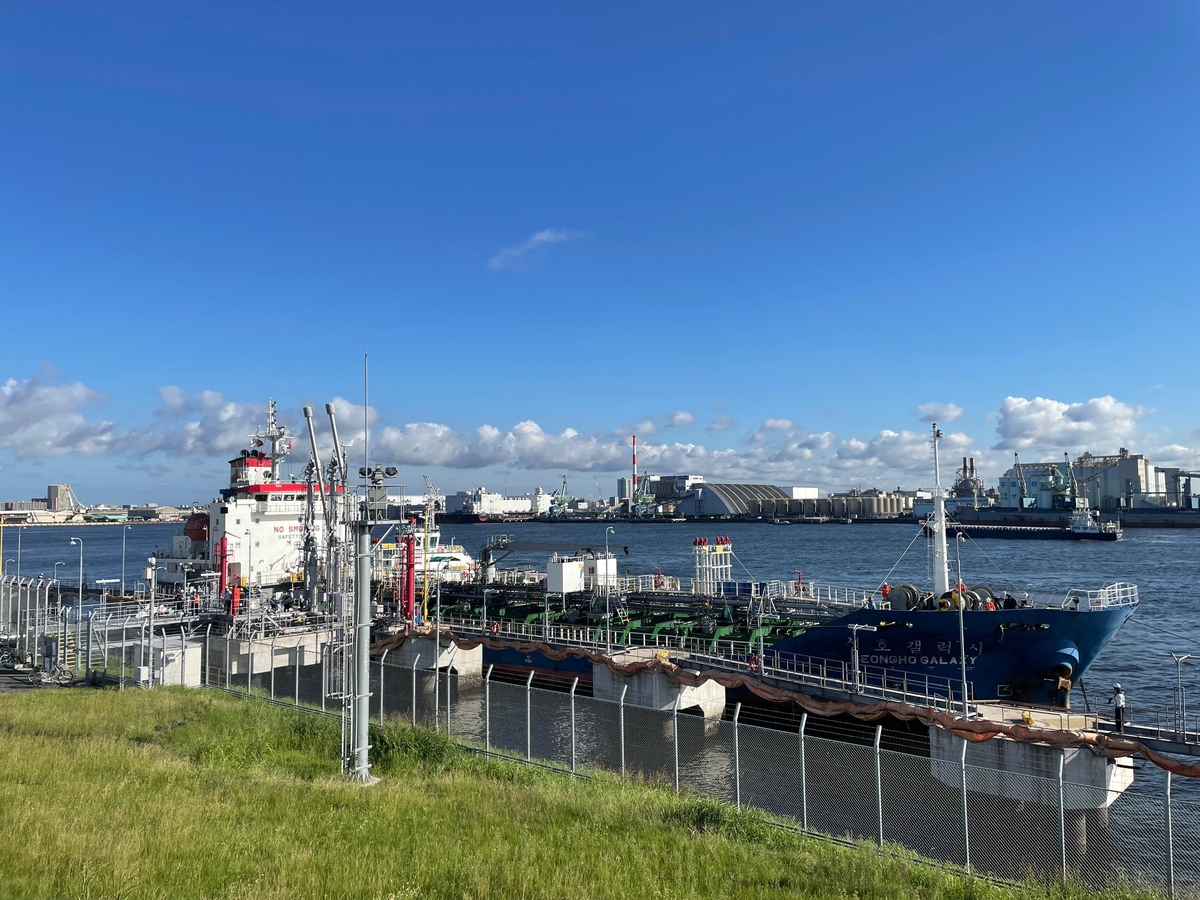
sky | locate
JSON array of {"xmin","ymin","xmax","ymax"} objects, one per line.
[{"xmin": 1, "ymin": 2, "xmax": 1198, "ymax": 506}]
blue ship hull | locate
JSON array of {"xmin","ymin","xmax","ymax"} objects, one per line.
[
  {"xmin": 773, "ymin": 603, "xmax": 1137, "ymax": 705},
  {"xmin": 477, "ymin": 603, "xmax": 1136, "ymax": 706}
]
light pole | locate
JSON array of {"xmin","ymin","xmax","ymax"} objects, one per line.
[
  {"xmin": 243, "ymin": 529, "xmax": 253, "ymax": 594},
  {"xmin": 70, "ymin": 537, "xmax": 84, "ymax": 673},
  {"xmin": 604, "ymin": 526, "xmax": 615, "ymax": 652},
  {"xmin": 54, "ymin": 561, "xmax": 65, "ymax": 583},
  {"xmin": 848, "ymin": 623, "xmax": 877, "ymax": 694},
  {"xmin": 121, "ymin": 524, "xmax": 133, "ymax": 597},
  {"xmin": 16, "ymin": 525, "xmax": 25, "ymax": 583},
  {"xmin": 3, "ymin": 559, "xmax": 12, "ymax": 576},
  {"xmin": 955, "ymin": 533, "xmax": 969, "ymax": 718},
  {"xmin": 1171, "ymin": 653, "xmax": 1193, "ymax": 739}
]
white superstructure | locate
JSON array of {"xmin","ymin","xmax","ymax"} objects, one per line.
[{"xmin": 156, "ymin": 401, "xmax": 343, "ymax": 594}]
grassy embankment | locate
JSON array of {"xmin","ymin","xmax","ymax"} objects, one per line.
[{"xmin": 0, "ymin": 687, "xmax": 1156, "ymax": 900}]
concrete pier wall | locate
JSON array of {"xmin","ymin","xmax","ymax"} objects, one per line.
[
  {"xmin": 593, "ymin": 652, "xmax": 725, "ymax": 718},
  {"xmin": 929, "ymin": 725, "xmax": 1135, "ymax": 809}
]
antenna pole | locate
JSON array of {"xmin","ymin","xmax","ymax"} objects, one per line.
[{"xmin": 931, "ymin": 424, "xmax": 950, "ymax": 598}]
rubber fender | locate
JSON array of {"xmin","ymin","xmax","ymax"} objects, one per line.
[{"xmin": 1023, "ymin": 639, "xmax": 1080, "ymax": 678}]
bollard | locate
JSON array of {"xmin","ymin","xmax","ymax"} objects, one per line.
[
  {"xmin": 379, "ymin": 649, "xmax": 390, "ymax": 724},
  {"xmin": 569, "ymin": 676, "xmax": 578, "ymax": 774},
  {"xmin": 733, "ymin": 702, "xmax": 742, "ymax": 810},
  {"xmin": 620, "ymin": 684, "xmax": 629, "ymax": 781},
  {"xmin": 960, "ymin": 736, "xmax": 970, "ymax": 871},
  {"xmin": 525, "ymin": 670, "xmax": 535, "ymax": 764},
  {"xmin": 411, "ymin": 654, "xmax": 420, "ymax": 727},
  {"xmin": 485, "ymin": 664, "xmax": 494, "ymax": 755},
  {"xmin": 673, "ymin": 695, "xmax": 681, "ymax": 794},
  {"xmin": 874, "ymin": 725, "xmax": 883, "ymax": 846},
  {"xmin": 798, "ymin": 713, "xmax": 808, "ymax": 831}
]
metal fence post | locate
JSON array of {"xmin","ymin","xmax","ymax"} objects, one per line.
[
  {"xmin": 85, "ymin": 612, "xmax": 94, "ymax": 677},
  {"xmin": 569, "ymin": 676, "xmax": 578, "ymax": 774},
  {"xmin": 203, "ymin": 624, "xmax": 211, "ymax": 688},
  {"xmin": 960, "ymin": 736, "xmax": 970, "ymax": 871},
  {"xmin": 1057, "ymin": 749, "xmax": 1067, "ymax": 884},
  {"xmin": 874, "ymin": 724, "xmax": 883, "ymax": 846},
  {"xmin": 673, "ymin": 695, "xmax": 681, "ymax": 794},
  {"xmin": 485, "ymin": 665, "xmax": 494, "ymax": 755},
  {"xmin": 320, "ymin": 644, "xmax": 326, "ymax": 712},
  {"xmin": 411, "ymin": 654, "xmax": 419, "ymax": 726},
  {"xmin": 247, "ymin": 634, "xmax": 253, "ymax": 695},
  {"xmin": 1165, "ymin": 769, "xmax": 1175, "ymax": 898},
  {"xmin": 798, "ymin": 712, "xmax": 808, "ymax": 831},
  {"xmin": 446, "ymin": 649, "xmax": 455, "ymax": 738},
  {"xmin": 620, "ymin": 684, "xmax": 629, "ymax": 781},
  {"xmin": 293, "ymin": 644, "xmax": 300, "ymax": 706},
  {"xmin": 123, "ymin": 618, "xmax": 131, "ymax": 689},
  {"xmin": 525, "ymin": 670, "xmax": 535, "ymax": 764},
  {"xmin": 269, "ymin": 634, "xmax": 277, "ymax": 699},
  {"xmin": 225, "ymin": 635, "xmax": 231, "ymax": 690},
  {"xmin": 180, "ymin": 631, "xmax": 186, "ymax": 687},
  {"xmin": 379, "ymin": 648, "xmax": 389, "ymax": 724},
  {"xmin": 732, "ymin": 702, "xmax": 742, "ymax": 810}
]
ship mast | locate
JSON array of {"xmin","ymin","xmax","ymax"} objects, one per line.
[{"xmin": 931, "ymin": 423, "xmax": 951, "ymax": 597}]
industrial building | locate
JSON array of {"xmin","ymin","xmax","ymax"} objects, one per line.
[
  {"xmin": 445, "ymin": 486, "xmax": 553, "ymax": 518},
  {"xmin": 996, "ymin": 449, "xmax": 1200, "ymax": 511}
]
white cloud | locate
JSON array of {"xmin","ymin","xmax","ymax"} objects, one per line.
[
  {"xmin": 833, "ymin": 428, "xmax": 974, "ymax": 476},
  {"xmin": 916, "ymin": 402, "xmax": 963, "ymax": 423},
  {"xmin": 487, "ymin": 228, "xmax": 587, "ymax": 270},
  {"xmin": 0, "ymin": 370, "xmax": 117, "ymax": 458},
  {"xmin": 706, "ymin": 415, "xmax": 736, "ymax": 432},
  {"xmin": 993, "ymin": 396, "xmax": 1140, "ymax": 452},
  {"xmin": 124, "ymin": 388, "xmax": 268, "ymax": 458},
  {"xmin": 668, "ymin": 411, "xmax": 695, "ymax": 428}
]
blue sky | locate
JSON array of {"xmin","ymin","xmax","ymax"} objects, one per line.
[{"xmin": 2, "ymin": 2, "xmax": 1198, "ymax": 504}]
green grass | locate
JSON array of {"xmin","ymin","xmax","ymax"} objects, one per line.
[{"xmin": 0, "ymin": 687, "xmax": 1157, "ymax": 900}]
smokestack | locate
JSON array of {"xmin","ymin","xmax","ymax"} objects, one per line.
[
  {"xmin": 970, "ymin": 458, "xmax": 975, "ymax": 478},
  {"xmin": 963, "ymin": 457, "xmax": 968, "ymax": 476},
  {"xmin": 632, "ymin": 435, "xmax": 638, "ymax": 498}
]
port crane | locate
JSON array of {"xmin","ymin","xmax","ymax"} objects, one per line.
[{"xmin": 549, "ymin": 475, "xmax": 573, "ymax": 517}]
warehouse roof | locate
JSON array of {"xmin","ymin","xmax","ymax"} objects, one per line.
[{"xmin": 690, "ymin": 483, "xmax": 789, "ymax": 516}]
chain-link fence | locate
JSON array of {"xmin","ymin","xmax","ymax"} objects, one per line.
[
  {"xmin": 183, "ymin": 643, "xmax": 1200, "ymax": 898},
  {"xmin": 9, "ymin": 593, "xmax": 1195, "ymax": 900}
]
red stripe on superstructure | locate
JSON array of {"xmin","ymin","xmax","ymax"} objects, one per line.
[
  {"xmin": 237, "ymin": 484, "xmax": 345, "ymax": 494},
  {"xmin": 230, "ymin": 457, "xmax": 272, "ymax": 467}
]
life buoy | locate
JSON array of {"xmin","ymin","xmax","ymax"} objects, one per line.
[
  {"xmin": 489, "ymin": 620, "xmax": 500, "ymax": 636},
  {"xmin": 747, "ymin": 655, "xmax": 760, "ymax": 674}
]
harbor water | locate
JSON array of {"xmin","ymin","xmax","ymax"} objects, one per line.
[{"xmin": 11, "ymin": 519, "xmax": 1200, "ymax": 739}]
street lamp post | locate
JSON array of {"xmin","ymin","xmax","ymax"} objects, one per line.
[
  {"xmin": 244, "ymin": 529, "xmax": 253, "ymax": 594},
  {"xmin": 604, "ymin": 526, "xmax": 615, "ymax": 652},
  {"xmin": 69, "ymin": 537, "xmax": 84, "ymax": 673},
  {"xmin": 121, "ymin": 524, "xmax": 133, "ymax": 597},
  {"xmin": 3, "ymin": 559, "xmax": 12, "ymax": 577},
  {"xmin": 16, "ymin": 525, "xmax": 25, "ymax": 583},
  {"xmin": 1171, "ymin": 653, "xmax": 1193, "ymax": 739},
  {"xmin": 848, "ymin": 623, "xmax": 877, "ymax": 694},
  {"xmin": 955, "ymin": 534, "xmax": 969, "ymax": 718}
]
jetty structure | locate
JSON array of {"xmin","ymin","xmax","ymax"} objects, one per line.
[{"xmin": 5, "ymin": 406, "xmax": 1199, "ymax": 890}]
